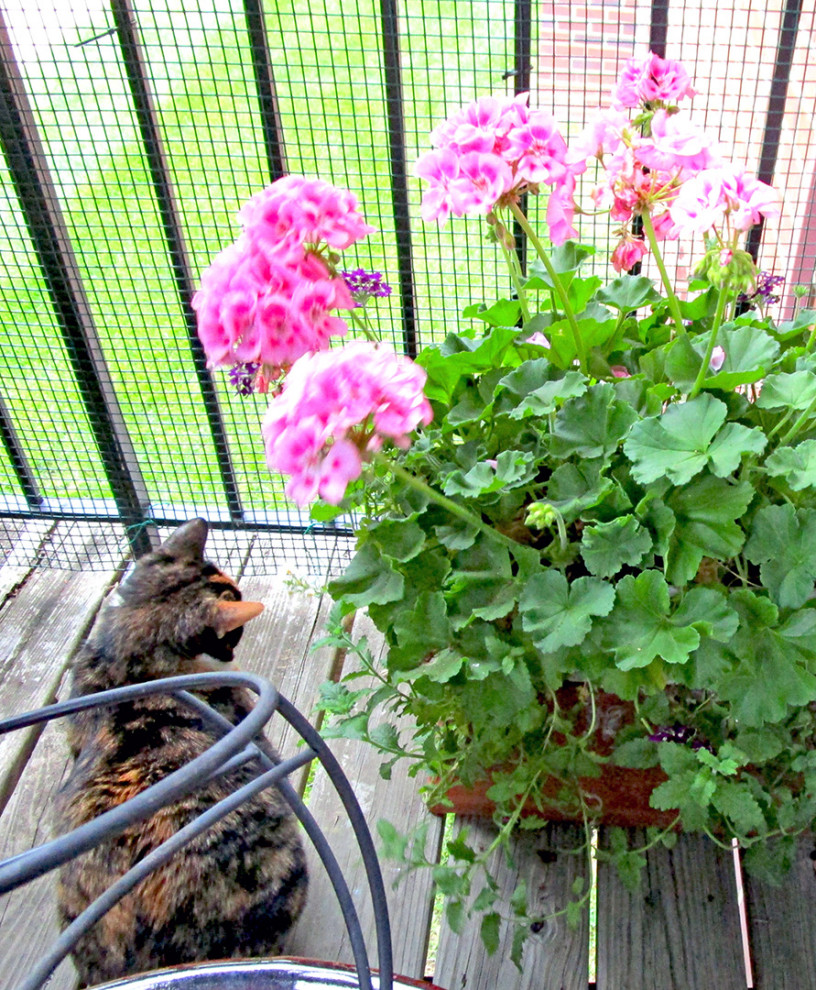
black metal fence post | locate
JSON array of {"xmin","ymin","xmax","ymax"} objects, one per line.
[
  {"xmin": 649, "ymin": 0, "xmax": 669, "ymax": 57},
  {"xmin": 243, "ymin": 0, "xmax": 288, "ymax": 183},
  {"xmin": 0, "ymin": 14, "xmax": 157, "ymax": 555},
  {"xmin": 110, "ymin": 0, "xmax": 244, "ymax": 522},
  {"xmin": 512, "ymin": 0, "xmax": 532, "ymax": 276},
  {"xmin": 0, "ymin": 390, "xmax": 41, "ymax": 509},
  {"xmin": 379, "ymin": 0, "xmax": 417, "ymax": 359},
  {"xmin": 744, "ymin": 0, "xmax": 802, "ymax": 262}
]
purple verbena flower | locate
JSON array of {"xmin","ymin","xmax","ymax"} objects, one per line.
[
  {"xmin": 228, "ymin": 362, "xmax": 259, "ymax": 396},
  {"xmin": 648, "ymin": 723, "xmax": 696, "ymax": 745},
  {"xmin": 738, "ymin": 270, "xmax": 785, "ymax": 308},
  {"xmin": 341, "ymin": 267, "xmax": 393, "ymax": 301},
  {"xmin": 648, "ymin": 723, "xmax": 713, "ymax": 752}
]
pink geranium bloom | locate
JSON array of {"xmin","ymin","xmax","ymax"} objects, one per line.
[
  {"xmin": 239, "ymin": 176, "xmax": 375, "ymax": 254},
  {"xmin": 263, "ymin": 342, "xmax": 433, "ymax": 506},
  {"xmin": 414, "ymin": 148, "xmax": 460, "ymax": 224},
  {"xmin": 193, "ymin": 177, "xmax": 374, "ymax": 377},
  {"xmin": 547, "ymin": 186, "xmax": 580, "ymax": 245},
  {"xmin": 571, "ymin": 107, "xmax": 631, "ymax": 160},
  {"xmin": 612, "ymin": 52, "xmax": 697, "ymax": 109},
  {"xmin": 611, "ymin": 235, "xmax": 649, "ymax": 273},
  {"xmin": 416, "ymin": 92, "xmax": 579, "ymax": 239},
  {"xmin": 449, "ymin": 151, "xmax": 515, "ymax": 215},
  {"xmin": 709, "ymin": 346, "xmax": 726, "ymax": 371},
  {"xmin": 637, "ymin": 111, "xmax": 721, "ymax": 179},
  {"xmin": 670, "ymin": 164, "xmax": 781, "ymax": 237}
]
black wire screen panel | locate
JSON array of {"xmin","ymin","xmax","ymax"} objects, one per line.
[
  {"xmin": 0, "ymin": 670, "xmax": 415, "ymax": 990},
  {"xmin": 0, "ymin": 0, "xmax": 812, "ymax": 570}
]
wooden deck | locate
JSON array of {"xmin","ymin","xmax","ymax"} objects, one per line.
[{"xmin": 0, "ymin": 522, "xmax": 814, "ymax": 989}]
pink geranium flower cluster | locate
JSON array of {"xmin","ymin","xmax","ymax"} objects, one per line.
[
  {"xmin": 262, "ymin": 341, "xmax": 433, "ymax": 506},
  {"xmin": 414, "ymin": 92, "xmax": 585, "ymax": 243},
  {"xmin": 611, "ymin": 51, "xmax": 697, "ymax": 109},
  {"xmin": 580, "ymin": 106, "xmax": 722, "ymax": 270},
  {"xmin": 192, "ymin": 176, "xmax": 374, "ymax": 384},
  {"xmin": 574, "ymin": 52, "xmax": 778, "ymax": 272}
]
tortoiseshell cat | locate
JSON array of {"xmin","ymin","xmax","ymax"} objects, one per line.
[{"xmin": 54, "ymin": 519, "xmax": 307, "ymax": 987}]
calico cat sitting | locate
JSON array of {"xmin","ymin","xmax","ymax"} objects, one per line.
[{"xmin": 54, "ymin": 519, "xmax": 307, "ymax": 987}]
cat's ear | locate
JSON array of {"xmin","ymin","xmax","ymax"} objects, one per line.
[
  {"xmin": 213, "ymin": 599, "xmax": 264, "ymax": 637},
  {"xmin": 161, "ymin": 518, "xmax": 209, "ymax": 560}
]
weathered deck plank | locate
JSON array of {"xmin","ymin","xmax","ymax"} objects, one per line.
[
  {"xmin": 233, "ymin": 576, "xmax": 338, "ymax": 768},
  {"xmin": 744, "ymin": 835, "xmax": 816, "ymax": 989},
  {"xmin": 434, "ymin": 821, "xmax": 590, "ymax": 990},
  {"xmin": 0, "ymin": 716, "xmax": 77, "ymax": 990},
  {"xmin": 289, "ymin": 619, "xmax": 443, "ymax": 979},
  {"xmin": 0, "ymin": 565, "xmax": 117, "ymax": 816},
  {"xmin": 0, "ymin": 519, "xmax": 55, "ymax": 604},
  {"xmin": 0, "ymin": 524, "xmax": 126, "ymax": 990},
  {"xmin": 595, "ymin": 829, "xmax": 746, "ymax": 989}
]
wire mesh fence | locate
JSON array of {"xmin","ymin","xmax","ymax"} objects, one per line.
[{"xmin": 0, "ymin": 0, "xmax": 812, "ymax": 572}]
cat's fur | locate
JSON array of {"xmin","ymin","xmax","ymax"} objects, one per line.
[{"xmin": 54, "ymin": 519, "xmax": 307, "ymax": 987}]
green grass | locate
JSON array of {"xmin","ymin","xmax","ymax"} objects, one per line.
[{"xmin": 0, "ymin": 0, "xmax": 527, "ymax": 514}]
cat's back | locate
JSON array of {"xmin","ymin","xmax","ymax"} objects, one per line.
[{"xmin": 54, "ymin": 520, "xmax": 308, "ymax": 987}]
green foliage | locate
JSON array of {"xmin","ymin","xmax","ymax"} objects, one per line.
[{"xmin": 315, "ymin": 240, "xmax": 816, "ymax": 955}]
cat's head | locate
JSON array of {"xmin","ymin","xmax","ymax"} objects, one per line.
[{"xmin": 113, "ymin": 518, "xmax": 264, "ymax": 665}]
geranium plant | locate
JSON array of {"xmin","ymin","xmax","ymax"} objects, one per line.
[{"xmin": 194, "ymin": 52, "xmax": 816, "ymax": 958}]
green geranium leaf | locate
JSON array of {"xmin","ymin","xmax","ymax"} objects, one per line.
[
  {"xmin": 447, "ymin": 535, "xmax": 518, "ymax": 627},
  {"xmin": 546, "ymin": 461, "xmax": 615, "ymax": 523},
  {"xmin": 463, "ymin": 298, "xmax": 522, "ymax": 327},
  {"xmin": 519, "ymin": 570, "xmax": 615, "ymax": 652},
  {"xmin": 400, "ymin": 647, "xmax": 464, "ymax": 683},
  {"xmin": 665, "ymin": 475, "xmax": 754, "ymax": 586},
  {"xmin": 719, "ymin": 594, "xmax": 816, "ymax": 725},
  {"xmin": 553, "ymin": 383, "xmax": 639, "ymax": 459},
  {"xmin": 663, "ymin": 334, "xmax": 704, "ymax": 390},
  {"xmin": 624, "ymin": 394, "xmax": 765, "ymax": 485},
  {"xmin": 570, "ymin": 275, "xmax": 603, "ymax": 313},
  {"xmin": 774, "ymin": 308, "xmax": 816, "ymax": 341},
  {"xmin": 391, "ymin": 591, "xmax": 453, "ymax": 669},
  {"xmin": 765, "ymin": 440, "xmax": 816, "ymax": 491},
  {"xmin": 678, "ymin": 286, "xmax": 718, "ymax": 321},
  {"xmin": 756, "ymin": 370, "xmax": 816, "ymax": 411},
  {"xmin": 370, "ymin": 517, "xmax": 426, "ymax": 562},
  {"xmin": 446, "ymin": 387, "xmax": 490, "ymax": 428},
  {"xmin": 581, "ymin": 514, "xmax": 652, "ymax": 577},
  {"xmin": 672, "ymin": 586, "xmax": 739, "ymax": 642},
  {"xmin": 596, "ymin": 275, "xmax": 662, "ymax": 312},
  {"xmin": 434, "ymin": 517, "xmax": 479, "ymax": 551},
  {"xmin": 496, "ymin": 362, "xmax": 587, "ymax": 419},
  {"xmin": 443, "ymin": 450, "xmax": 536, "ymax": 497},
  {"xmin": 702, "ymin": 324, "xmax": 780, "ymax": 391},
  {"xmin": 417, "ymin": 327, "xmax": 519, "ymax": 401},
  {"xmin": 525, "ymin": 241, "xmax": 595, "ymax": 290},
  {"xmin": 602, "ymin": 570, "xmax": 700, "ymax": 670},
  {"xmin": 745, "ymin": 504, "xmax": 816, "ymax": 609},
  {"xmin": 328, "ymin": 542, "xmax": 404, "ymax": 607}
]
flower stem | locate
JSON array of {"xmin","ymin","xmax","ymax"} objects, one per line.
[
  {"xmin": 805, "ymin": 323, "xmax": 816, "ymax": 354},
  {"xmin": 374, "ymin": 454, "xmax": 526, "ymax": 556},
  {"xmin": 508, "ymin": 200, "xmax": 588, "ymax": 373},
  {"xmin": 348, "ymin": 308, "xmax": 379, "ymax": 342},
  {"xmin": 779, "ymin": 395, "xmax": 816, "ymax": 446},
  {"xmin": 640, "ymin": 210, "xmax": 686, "ymax": 339},
  {"xmin": 498, "ymin": 232, "xmax": 532, "ymax": 323},
  {"xmin": 688, "ymin": 277, "xmax": 730, "ymax": 399}
]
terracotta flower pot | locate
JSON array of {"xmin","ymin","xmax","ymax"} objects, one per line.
[{"xmin": 428, "ymin": 684, "xmax": 678, "ymax": 829}]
